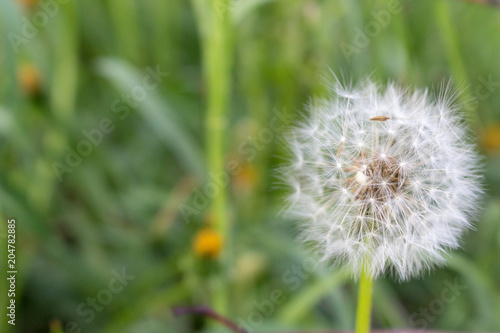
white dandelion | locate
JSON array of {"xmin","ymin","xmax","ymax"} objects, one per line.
[{"xmin": 282, "ymin": 79, "xmax": 482, "ymax": 281}]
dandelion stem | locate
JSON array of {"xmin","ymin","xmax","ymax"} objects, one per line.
[{"xmin": 355, "ymin": 268, "xmax": 373, "ymax": 333}]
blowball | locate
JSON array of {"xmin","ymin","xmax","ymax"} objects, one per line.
[{"xmin": 282, "ymin": 79, "xmax": 482, "ymax": 280}]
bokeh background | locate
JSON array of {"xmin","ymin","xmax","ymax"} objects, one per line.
[{"xmin": 1, "ymin": 0, "xmax": 500, "ymax": 332}]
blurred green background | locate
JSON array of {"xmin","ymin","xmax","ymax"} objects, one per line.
[{"xmin": 1, "ymin": 0, "xmax": 500, "ymax": 332}]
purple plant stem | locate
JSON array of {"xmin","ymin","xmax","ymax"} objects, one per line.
[{"xmin": 172, "ymin": 305, "xmax": 249, "ymax": 333}]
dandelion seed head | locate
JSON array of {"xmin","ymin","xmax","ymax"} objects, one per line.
[{"xmin": 280, "ymin": 79, "xmax": 482, "ymax": 280}]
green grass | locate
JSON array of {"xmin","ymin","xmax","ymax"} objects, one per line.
[{"xmin": 1, "ymin": 0, "xmax": 500, "ymax": 332}]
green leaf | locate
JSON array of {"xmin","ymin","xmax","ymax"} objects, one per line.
[
  {"xmin": 277, "ymin": 269, "xmax": 350, "ymax": 325},
  {"xmin": 95, "ymin": 58, "xmax": 205, "ymax": 181}
]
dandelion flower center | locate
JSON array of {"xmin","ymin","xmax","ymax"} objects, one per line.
[{"xmin": 348, "ymin": 154, "xmax": 406, "ymax": 203}]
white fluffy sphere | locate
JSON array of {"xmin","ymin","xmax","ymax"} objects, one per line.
[{"xmin": 282, "ymin": 79, "xmax": 482, "ymax": 280}]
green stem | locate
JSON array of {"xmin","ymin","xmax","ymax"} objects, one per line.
[
  {"xmin": 355, "ymin": 268, "xmax": 374, "ymax": 333},
  {"xmin": 206, "ymin": 0, "xmax": 231, "ymax": 243},
  {"xmin": 192, "ymin": 0, "xmax": 233, "ymax": 316}
]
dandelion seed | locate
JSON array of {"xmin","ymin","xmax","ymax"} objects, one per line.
[{"xmin": 369, "ymin": 116, "xmax": 391, "ymax": 122}]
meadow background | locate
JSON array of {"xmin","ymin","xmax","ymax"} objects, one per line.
[{"xmin": 0, "ymin": 0, "xmax": 500, "ymax": 332}]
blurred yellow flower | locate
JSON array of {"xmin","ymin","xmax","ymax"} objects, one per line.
[
  {"xmin": 481, "ymin": 124, "xmax": 500, "ymax": 154},
  {"xmin": 193, "ymin": 228, "xmax": 223, "ymax": 258},
  {"xmin": 49, "ymin": 319, "xmax": 64, "ymax": 333},
  {"xmin": 233, "ymin": 163, "xmax": 259, "ymax": 193},
  {"xmin": 19, "ymin": 0, "xmax": 38, "ymax": 10},
  {"xmin": 18, "ymin": 63, "xmax": 41, "ymax": 96}
]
